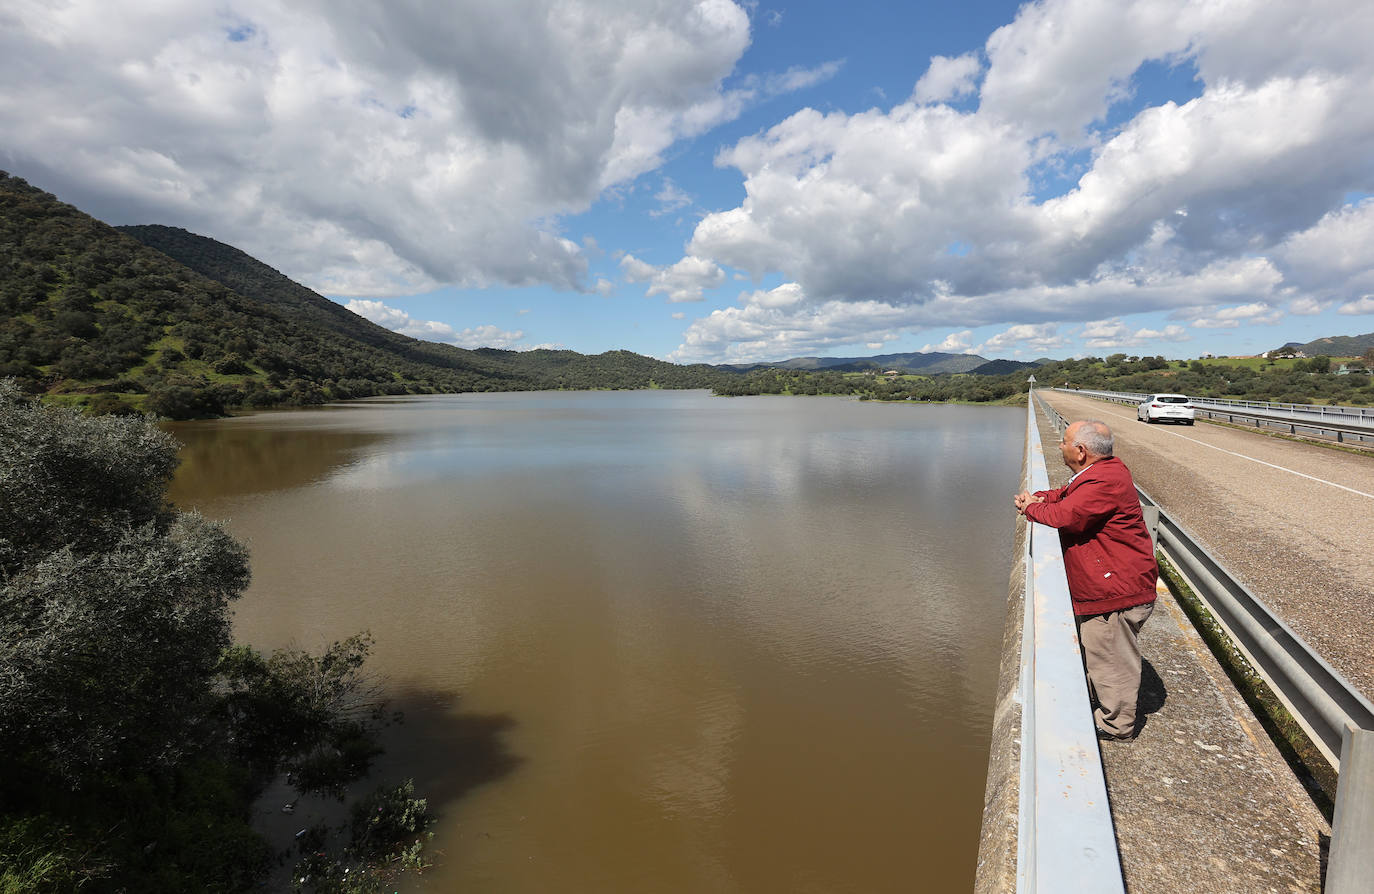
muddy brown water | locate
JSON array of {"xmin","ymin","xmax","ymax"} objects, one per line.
[{"xmin": 166, "ymin": 391, "xmax": 1020, "ymax": 892}]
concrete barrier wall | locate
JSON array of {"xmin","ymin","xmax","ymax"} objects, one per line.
[{"xmin": 973, "ymin": 456, "xmax": 1027, "ymax": 894}]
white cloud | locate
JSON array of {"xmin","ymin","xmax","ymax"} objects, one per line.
[
  {"xmin": 1274, "ymin": 198, "xmax": 1374, "ymax": 299},
  {"xmin": 913, "ymin": 53, "xmax": 982, "ymax": 105},
  {"xmin": 691, "ymin": 102, "xmax": 1031, "ymax": 300},
  {"xmin": 619, "ymin": 255, "xmax": 658, "ymax": 281},
  {"xmin": 668, "ymin": 297, "xmax": 910, "ymax": 364},
  {"xmin": 756, "ymin": 61, "xmax": 844, "ymax": 95},
  {"xmin": 1338, "ymin": 296, "xmax": 1374, "ymax": 315},
  {"xmin": 1079, "ymin": 318, "xmax": 1189, "ymax": 349},
  {"xmin": 741, "ymin": 282, "xmax": 804, "ymax": 308},
  {"xmin": 669, "ymin": 259, "xmax": 1277, "ymax": 363},
  {"xmin": 1179, "ymin": 302, "xmax": 1282, "ymax": 329},
  {"xmin": 1138, "ymin": 325, "xmax": 1189, "ymax": 340},
  {"xmin": 920, "ymin": 330, "xmax": 974, "ymax": 353},
  {"xmin": 0, "ymin": 0, "xmax": 780, "ymax": 296},
  {"xmin": 689, "ymin": 67, "xmax": 1340, "ymax": 313},
  {"xmin": 979, "ymin": 0, "xmax": 1372, "ymax": 143},
  {"xmin": 621, "ymin": 254, "xmax": 725, "ymax": 302},
  {"xmin": 979, "ymin": 0, "xmax": 1197, "ymax": 144},
  {"xmin": 975, "ymin": 323, "xmax": 1070, "ymax": 355},
  {"xmin": 1288, "ymin": 296, "xmax": 1329, "ymax": 316},
  {"xmin": 668, "ymin": 0, "xmax": 1374, "ymax": 362},
  {"xmin": 1034, "ymin": 74, "xmax": 1368, "ymax": 271},
  {"xmin": 346, "ymin": 299, "xmax": 527, "ymax": 349},
  {"xmin": 650, "ymin": 178, "xmax": 694, "ymax": 217}
]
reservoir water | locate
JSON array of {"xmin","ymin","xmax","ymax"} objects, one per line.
[{"xmin": 167, "ymin": 390, "xmax": 1022, "ymax": 892}]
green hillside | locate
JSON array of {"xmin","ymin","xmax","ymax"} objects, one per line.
[
  {"xmin": 119, "ymin": 223, "xmax": 727, "ymax": 392},
  {"xmin": 1296, "ymin": 332, "xmax": 1374, "ymax": 357},
  {"xmin": 967, "ymin": 358, "xmax": 1040, "ymax": 375},
  {"xmin": 0, "ymin": 173, "xmax": 729, "ymax": 418}
]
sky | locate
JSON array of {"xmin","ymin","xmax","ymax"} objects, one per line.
[{"xmin": 3, "ymin": 0, "xmax": 1373, "ymax": 364}]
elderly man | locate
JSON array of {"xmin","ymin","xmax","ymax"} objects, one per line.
[{"xmin": 1014, "ymin": 419, "xmax": 1158, "ymax": 741}]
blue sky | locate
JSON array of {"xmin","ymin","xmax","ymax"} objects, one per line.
[{"xmin": 3, "ymin": 0, "xmax": 1372, "ymax": 363}]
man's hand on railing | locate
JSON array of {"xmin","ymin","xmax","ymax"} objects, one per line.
[{"xmin": 1013, "ymin": 490, "xmax": 1045, "ymax": 514}]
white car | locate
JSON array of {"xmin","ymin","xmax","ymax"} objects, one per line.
[{"xmin": 1138, "ymin": 393, "xmax": 1195, "ymax": 425}]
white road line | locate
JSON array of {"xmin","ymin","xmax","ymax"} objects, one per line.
[
  {"xmin": 1071, "ymin": 400, "xmax": 1374, "ymax": 501},
  {"xmin": 1157, "ymin": 428, "xmax": 1374, "ymax": 500}
]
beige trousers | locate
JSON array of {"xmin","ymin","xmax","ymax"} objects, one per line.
[{"xmin": 1076, "ymin": 601, "xmax": 1155, "ymax": 738}]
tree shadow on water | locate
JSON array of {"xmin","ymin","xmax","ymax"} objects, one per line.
[
  {"xmin": 376, "ymin": 686, "xmax": 524, "ymax": 810},
  {"xmin": 253, "ymin": 684, "xmax": 521, "ymax": 883}
]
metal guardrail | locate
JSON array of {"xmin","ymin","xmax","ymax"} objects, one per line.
[
  {"xmin": 1053, "ymin": 388, "xmax": 1374, "ymax": 444},
  {"xmin": 1051, "ymin": 388, "xmax": 1374, "ymax": 422},
  {"xmin": 1191, "ymin": 396, "xmax": 1374, "ymax": 424},
  {"xmin": 1329, "ymin": 726, "xmax": 1374, "ymax": 894},
  {"xmin": 1033, "ymin": 389, "xmax": 1374, "ymax": 890},
  {"xmin": 1016, "ymin": 393, "xmax": 1125, "ymax": 894},
  {"xmin": 1139, "ymin": 490, "xmax": 1374, "ymax": 764}
]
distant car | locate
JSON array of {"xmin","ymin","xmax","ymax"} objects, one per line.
[{"xmin": 1137, "ymin": 393, "xmax": 1195, "ymax": 425}]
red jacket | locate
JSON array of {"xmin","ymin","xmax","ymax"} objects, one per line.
[{"xmin": 1024, "ymin": 456, "xmax": 1158, "ymax": 616}]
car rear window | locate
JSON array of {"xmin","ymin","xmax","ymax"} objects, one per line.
[{"xmin": 1157, "ymin": 396, "xmax": 1189, "ymax": 403}]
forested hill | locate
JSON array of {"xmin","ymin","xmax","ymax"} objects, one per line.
[
  {"xmin": 0, "ymin": 173, "xmax": 730, "ymax": 417},
  {"xmin": 120, "ymin": 224, "xmax": 528, "ymax": 376},
  {"xmin": 1297, "ymin": 332, "xmax": 1374, "ymax": 357},
  {"xmin": 118, "ymin": 224, "xmax": 729, "ymax": 393}
]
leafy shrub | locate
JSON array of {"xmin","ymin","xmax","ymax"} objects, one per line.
[
  {"xmin": 145, "ymin": 380, "xmax": 231, "ymax": 419},
  {"xmin": 84, "ymin": 392, "xmax": 139, "ymax": 416},
  {"xmin": 0, "ymin": 380, "xmax": 431, "ymax": 889},
  {"xmin": 291, "ymin": 780, "xmax": 434, "ymax": 893},
  {"xmin": 212, "ymin": 352, "xmax": 252, "ymax": 375}
]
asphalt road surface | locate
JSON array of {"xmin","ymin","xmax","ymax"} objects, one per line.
[{"xmin": 1039, "ymin": 389, "xmax": 1374, "ymax": 703}]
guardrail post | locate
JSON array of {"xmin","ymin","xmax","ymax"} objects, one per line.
[
  {"xmin": 1326, "ymin": 726, "xmax": 1374, "ymax": 894},
  {"xmin": 1142, "ymin": 505, "xmax": 1159, "ymax": 552}
]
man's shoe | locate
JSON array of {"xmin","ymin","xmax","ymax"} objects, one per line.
[{"xmin": 1096, "ymin": 728, "xmax": 1135, "ymax": 742}]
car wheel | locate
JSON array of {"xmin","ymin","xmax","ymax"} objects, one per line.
[{"xmin": 1186, "ymin": 420, "xmax": 1194, "ymax": 426}]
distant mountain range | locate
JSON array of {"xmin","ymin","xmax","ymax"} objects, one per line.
[{"xmin": 721, "ymin": 352, "xmax": 1043, "ymax": 375}]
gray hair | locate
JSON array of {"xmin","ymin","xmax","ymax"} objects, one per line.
[{"xmin": 1072, "ymin": 420, "xmax": 1114, "ymax": 457}]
